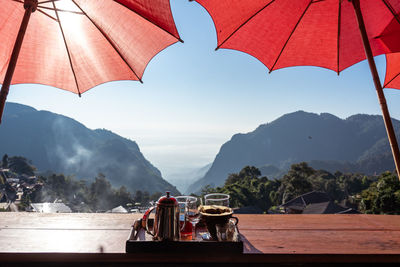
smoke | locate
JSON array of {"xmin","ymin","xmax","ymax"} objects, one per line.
[
  {"xmin": 65, "ymin": 145, "xmax": 92, "ymax": 168},
  {"xmin": 54, "ymin": 142, "xmax": 93, "ymax": 172},
  {"xmin": 47, "ymin": 117, "xmax": 145, "ymax": 192},
  {"xmin": 49, "ymin": 117, "xmax": 94, "ymax": 177}
]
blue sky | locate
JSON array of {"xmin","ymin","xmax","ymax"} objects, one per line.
[{"xmin": 6, "ymin": 0, "xmax": 400, "ymax": 180}]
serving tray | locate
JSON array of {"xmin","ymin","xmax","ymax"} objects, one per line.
[{"xmin": 125, "ymin": 219, "xmax": 243, "ymax": 254}]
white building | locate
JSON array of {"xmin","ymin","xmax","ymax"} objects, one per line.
[{"xmin": 30, "ymin": 203, "xmax": 72, "ymax": 213}]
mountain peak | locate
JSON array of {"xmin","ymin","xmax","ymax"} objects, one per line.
[
  {"xmin": 0, "ymin": 102, "xmax": 178, "ymax": 194},
  {"xmin": 187, "ymin": 111, "xmax": 399, "ymax": 193},
  {"xmin": 5, "ymin": 102, "xmax": 37, "ymax": 115}
]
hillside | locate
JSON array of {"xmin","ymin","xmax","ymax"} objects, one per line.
[
  {"xmin": 0, "ymin": 102, "xmax": 179, "ymax": 194},
  {"xmin": 187, "ymin": 111, "xmax": 400, "ymax": 193}
]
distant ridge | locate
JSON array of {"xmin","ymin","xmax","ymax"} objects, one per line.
[
  {"xmin": 187, "ymin": 111, "xmax": 400, "ymax": 193},
  {"xmin": 0, "ymin": 102, "xmax": 179, "ymax": 195}
]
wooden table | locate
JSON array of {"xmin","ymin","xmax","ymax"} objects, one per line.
[{"xmin": 1, "ymin": 213, "xmax": 400, "ymax": 265}]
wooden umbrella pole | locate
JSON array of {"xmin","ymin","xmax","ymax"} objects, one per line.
[
  {"xmin": 0, "ymin": 0, "xmax": 37, "ymax": 124},
  {"xmin": 352, "ymin": 0, "xmax": 400, "ymax": 180}
]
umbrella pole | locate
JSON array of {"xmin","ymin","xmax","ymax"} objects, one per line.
[
  {"xmin": 352, "ymin": 0, "xmax": 400, "ymax": 180},
  {"xmin": 0, "ymin": 0, "xmax": 37, "ymax": 124}
]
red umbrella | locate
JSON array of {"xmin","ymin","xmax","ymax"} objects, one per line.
[
  {"xmin": 193, "ymin": 0, "xmax": 400, "ymax": 179},
  {"xmin": 0, "ymin": 0, "xmax": 182, "ymax": 122},
  {"xmin": 384, "ymin": 53, "xmax": 400, "ymax": 90}
]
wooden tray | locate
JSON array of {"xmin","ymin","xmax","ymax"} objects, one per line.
[{"xmin": 125, "ymin": 219, "xmax": 243, "ymax": 254}]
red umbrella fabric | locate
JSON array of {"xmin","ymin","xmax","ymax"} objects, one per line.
[
  {"xmin": 194, "ymin": 0, "xmax": 400, "ymax": 73},
  {"xmin": 193, "ymin": 0, "xmax": 400, "ymax": 178},
  {"xmin": 0, "ymin": 0, "xmax": 181, "ymax": 119},
  {"xmin": 384, "ymin": 53, "xmax": 400, "ymax": 90}
]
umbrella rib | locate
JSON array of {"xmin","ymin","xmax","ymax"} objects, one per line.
[
  {"xmin": 52, "ymin": 1, "xmax": 81, "ymax": 96},
  {"xmin": 216, "ymin": 0, "xmax": 276, "ymax": 50},
  {"xmin": 336, "ymin": 0, "xmax": 342, "ymax": 75},
  {"xmin": 112, "ymin": 0, "xmax": 183, "ymax": 43},
  {"xmin": 71, "ymin": 0, "xmax": 143, "ymax": 83},
  {"xmin": 39, "ymin": 0, "xmax": 62, "ymax": 4},
  {"xmin": 37, "ymin": 5, "xmax": 84, "ymax": 15},
  {"xmin": 37, "ymin": 8, "xmax": 58, "ymax": 22},
  {"xmin": 269, "ymin": 1, "xmax": 313, "ymax": 73},
  {"xmin": 383, "ymin": 72, "xmax": 400, "ymax": 88},
  {"xmin": 382, "ymin": 0, "xmax": 400, "ymax": 25}
]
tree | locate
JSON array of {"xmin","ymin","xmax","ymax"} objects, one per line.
[
  {"xmin": 143, "ymin": 191, "xmax": 150, "ymax": 205},
  {"xmin": 150, "ymin": 192, "xmax": 163, "ymax": 202},
  {"xmin": 200, "ymin": 185, "xmax": 218, "ymax": 197},
  {"xmin": 2, "ymin": 154, "xmax": 8, "ymax": 168},
  {"xmin": 114, "ymin": 186, "xmax": 133, "ymax": 207},
  {"xmin": 134, "ymin": 190, "xmax": 144, "ymax": 204},
  {"xmin": 360, "ymin": 172, "xmax": 400, "ymax": 214},
  {"xmin": 277, "ymin": 162, "xmax": 315, "ymax": 204},
  {"xmin": 225, "ymin": 166, "xmax": 261, "ymax": 186},
  {"xmin": 8, "ymin": 156, "xmax": 36, "ymax": 176},
  {"xmin": 89, "ymin": 173, "xmax": 114, "ymax": 211},
  {"xmin": 203, "ymin": 166, "xmax": 279, "ymax": 212}
]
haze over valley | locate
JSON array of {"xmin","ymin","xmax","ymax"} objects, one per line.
[{"xmin": 0, "ymin": 103, "xmax": 398, "ymax": 195}]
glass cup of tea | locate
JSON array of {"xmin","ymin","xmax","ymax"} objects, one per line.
[
  {"xmin": 186, "ymin": 196, "xmax": 202, "ymax": 240},
  {"xmin": 175, "ymin": 196, "xmax": 194, "ymax": 240},
  {"xmin": 204, "ymin": 193, "xmax": 230, "ymax": 207}
]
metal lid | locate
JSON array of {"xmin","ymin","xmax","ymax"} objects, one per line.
[{"xmin": 157, "ymin": 191, "xmax": 177, "ymax": 206}]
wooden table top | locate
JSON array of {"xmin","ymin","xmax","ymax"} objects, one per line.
[{"xmin": 1, "ymin": 213, "xmax": 400, "ymax": 264}]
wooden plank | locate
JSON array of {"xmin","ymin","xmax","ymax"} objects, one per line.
[
  {"xmin": 0, "ymin": 212, "xmax": 141, "ymax": 230},
  {"xmin": 237, "ymin": 214, "xmax": 400, "ymax": 230},
  {"xmin": 0, "ymin": 213, "xmax": 140, "ymax": 253},
  {"xmin": 0, "ymin": 229, "xmax": 128, "ymax": 253},
  {"xmin": 1, "ymin": 212, "xmax": 400, "ymax": 257},
  {"xmin": 240, "ymin": 229, "xmax": 400, "ymax": 254}
]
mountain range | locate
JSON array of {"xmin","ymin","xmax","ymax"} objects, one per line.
[
  {"xmin": 2, "ymin": 103, "xmax": 399, "ymax": 196},
  {"xmin": 187, "ymin": 111, "xmax": 400, "ymax": 193},
  {"xmin": 0, "ymin": 103, "xmax": 179, "ymax": 195}
]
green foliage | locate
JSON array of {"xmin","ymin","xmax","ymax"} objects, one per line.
[
  {"xmin": 8, "ymin": 156, "xmax": 36, "ymax": 176},
  {"xmin": 1, "ymin": 154, "xmax": 166, "ymax": 212},
  {"xmin": 18, "ymin": 193, "xmax": 31, "ymax": 210},
  {"xmin": 277, "ymin": 162, "xmax": 315, "ymax": 204},
  {"xmin": 150, "ymin": 192, "xmax": 163, "ymax": 202},
  {"xmin": 203, "ymin": 162, "xmax": 383, "ymax": 214},
  {"xmin": 201, "ymin": 166, "xmax": 280, "ymax": 212},
  {"xmin": 360, "ymin": 172, "xmax": 400, "ymax": 214},
  {"xmin": 225, "ymin": 166, "xmax": 261, "ymax": 186},
  {"xmin": 275, "ymin": 162, "xmax": 374, "ymax": 205},
  {"xmin": 33, "ymin": 172, "xmax": 160, "ymax": 212},
  {"xmin": 200, "ymin": 184, "xmax": 218, "ymax": 196},
  {"xmin": 2, "ymin": 154, "xmax": 8, "ymax": 168},
  {"xmin": 88, "ymin": 174, "xmax": 115, "ymax": 211}
]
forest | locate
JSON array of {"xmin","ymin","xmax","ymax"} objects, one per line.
[
  {"xmin": 1, "ymin": 154, "xmax": 161, "ymax": 212},
  {"xmin": 2, "ymin": 154, "xmax": 399, "ymax": 214},
  {"xmin": 200, "ymin": 163, "xmax": 400, "ymax": 214}
]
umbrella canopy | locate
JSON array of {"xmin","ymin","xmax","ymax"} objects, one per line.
[
  {"xmin": 384, "ymin": 53, "xmax": 400, "ymax": 90},
  {"xmin": 0, "ymin": 0, "xmax": 181, "ymax": 120},
  {"xmin": 193, "ymin": 0, "xmax": 400, "ymax": 178},
  {"xmin": 194, "ymin": 0, "xmax": 400, "ymax": 72}
]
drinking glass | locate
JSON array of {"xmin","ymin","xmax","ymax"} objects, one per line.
[
  {"xmin": 216, "ymin": 218, "xmax": 237, "ymax": 242},
  {"xmin": 175, "ymin": 196, "xmax": 193, "ymax": 240},
  {"xmin": 204, "ymin": 193, "xmax": 230, "ymax": 207},
  {"xmin": 186, "ymin": 196, "xmax": 202, "ymax": 239}
]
